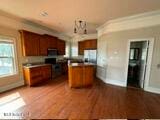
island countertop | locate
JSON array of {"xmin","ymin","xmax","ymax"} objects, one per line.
[{"xmin": 68, "ymin": 62, "xmax": 95, "ymax": 67}]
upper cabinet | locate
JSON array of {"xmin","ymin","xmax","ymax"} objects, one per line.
[
  {"xmin": 20, "ymin": 30, "xmax": 65, "ymax": 56},
  {"xmin": 44, "ymin": 34, "xmax": 57, "ymax": 49},
  {"xmin": 57, "ymin": 39, "xmax": 66, "ymax": 55},
  {"xmin": 78, "ymin": 41, "xmax": 84, "ymax": 55},
  {"xmin": 85, "ymin": 39, "xmax": 97, "ymax": 49},
  {"xmin": 20, "ymin": 30, "xmax": 40, "ymax": 56},
  {"xmin": 39, "ymin": 35, "xmax": 49, "ymax": 56},
  {"xmin": 39, "ymin": 35, "xmax": 57, "ymax": 56},
  {"xmin": 78, "ymin": 39, "xmax": 97, "ymax": 55}
]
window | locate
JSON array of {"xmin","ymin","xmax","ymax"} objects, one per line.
[
  {"xmin": 71, "ymin": 42, "xmax": 78, "ymax": 57},
  {"xmin": 0, "ymin": 38, "xmax": 17, "ymax": 77},
  {"xmin": 64, "ymin": 41, "xmax": 71, "ymax": 57}
]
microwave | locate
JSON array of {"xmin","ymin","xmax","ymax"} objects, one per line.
[{"xmin": 47, "ymin": 49, "xmax": 58, "ymax": 56}]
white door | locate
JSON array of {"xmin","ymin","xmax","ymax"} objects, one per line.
[{"xmin": 139, "ymin": 41, "xmax": 149, "ymax": 88}]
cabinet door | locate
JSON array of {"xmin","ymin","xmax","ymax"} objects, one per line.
[
  {"xmin": 39, "ymin": 35, "xmax": 58, "ymax": 56},
  {"xmin": 30, "ymin": 67, "xmax": 42, "ymax": 85},
  {"xmin": 90, "ymin": 39, "xmax": 97, "ymax": 49},
  {"xmin": 39, "ymin": 35, "xmax": 50, "ymax": 56},
  {"xmin": 41, "ymin": 65, "xmax": 52, "ymax": 80},
  {"xmin": 78, "ymin": 41, "xmax": 84, "ymax": 55},
  {"xmin": 57, "ymin": 39, "xmax": 65, "ymax": 55},
  {"xmin": 83, "ymin": 66, "xmax": 94, "ymax": 86},
  {"xmin": 68, "ymin": 66, "xmax": 83, "ymax": 87},
  {"xmin": 83, "ymin": 39, "xmax": 97, "ymax": 50},
  {"xmin": 48, "ymin": 36, "xmax": 57, "ymax": 49},
  {"xmin": 20, "ymin": 30, "xmax": 40, "ymax": 56},
  {"xmin": 84, "ymin": 40, "xmax": 90, "ymax": 50}
]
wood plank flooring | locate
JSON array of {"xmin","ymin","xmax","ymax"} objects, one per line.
[{"xmin": 0, "ymin": 75, "xmax": 160, "ymax": 119}]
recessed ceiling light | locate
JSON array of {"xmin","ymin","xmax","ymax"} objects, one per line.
[{"xmin": 40, "ymin": 11, "xmax": 48, "ymax": 17}]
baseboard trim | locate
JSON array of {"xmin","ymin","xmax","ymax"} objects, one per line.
[
  {"xmin": 96, "ymin": 75, "xmax": 126, "ymax": 87},
  {"xmin": 0, "ymin": 80, "xmax": 24, "ymax": 93},
  {"xmin": 105, "ymin": 79, "xmax": 126, "ymax": 87},
  {"xmin": 97, "ymin": 74, "xmax": 160, "ymax": 94},
  {"xmin": 144, "ymin": 86, "xmax": 160, "ymax": 94},
  {"xmin": 96, "ymin": 74, "xmax": 106, "ymax": 82}
]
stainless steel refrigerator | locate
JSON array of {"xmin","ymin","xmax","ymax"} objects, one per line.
[{"xmin": 84, "ymin": 50, "xmax": 97, "ymax": 64}]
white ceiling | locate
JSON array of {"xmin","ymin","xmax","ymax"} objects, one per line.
[{"xmin": 0, "ymin": 0, "xmax": 160, "ymax": 36}]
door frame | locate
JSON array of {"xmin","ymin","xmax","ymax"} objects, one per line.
[{"xmin": 125, "ymin": 38, "xmax": 154, "ymax": 89}]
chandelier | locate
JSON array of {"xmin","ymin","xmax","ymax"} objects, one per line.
[{"xmin": 74, "ymin": 20, "xmax": 87, "ymax": 34}]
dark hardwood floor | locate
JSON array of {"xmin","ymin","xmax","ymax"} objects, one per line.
[{"xmin": 0, "ymin": 75, "xmax": 160, "ymax": 119}]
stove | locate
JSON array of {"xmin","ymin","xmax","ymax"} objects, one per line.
[{"xmin": 45, "ymin": 58, "xmax": 62, "ymax": 78}]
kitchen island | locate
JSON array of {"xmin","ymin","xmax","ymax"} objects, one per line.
[{"xmin": 68, "ymin": 63, "xmax": 95, "ymax": 88}]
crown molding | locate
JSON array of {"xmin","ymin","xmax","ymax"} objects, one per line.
[
  {"xmin": 97, "ymin": 10, "xmax": 160, "ymax": 36},
  {"xmin": 79, "ymin": 33, "xmax": 97, "ymax": 41},
  {"xmin": 72, "ymin": 33, "xmax": 97, "ymax": 42},
  {"xmin": 57, "ymin": 33, "xmax": 72, "ymax": 41}
]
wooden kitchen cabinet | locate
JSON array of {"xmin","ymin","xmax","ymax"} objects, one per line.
[
  {"xmin": 23, "ymin": 64, "xmax": 52, "ymax": 86},
  {"xmin": 68, "ymin": 66, "xmax": 84, "ymax": 87},
  {"xmin": 84, "ymin": 39, "xmax": 97, "ymax": 49},
  {"xmin": 84, "ymin": 40, "xmax": 90, "ymax": 49},
  {"xmin": 20, "ymin": 30, "xmax": 66, "ymax": 56},
  {"xmin": 83, "ymin": 65, "xmax": 94, "ymax": 86},
  {"xmin": 78, "ymin": 41, "xmax": 84, "ymax": 55},
  {"xmin": 78, "ymin": 39, "xmax": 97, "ymax": 55},
  {"xmin": 41, "ymin": 65, "xmax": 52, "ymax": 80},
  {"xmin": 57, "ymin": 39, "xmax": 65, "ymax": 55},
  {"xmin": 27, "ymin": 67, "xmax": 42, "ymax": 85},
  {"xmin": 48, "ymin": 35, "xmax": 57, "ymax": 49},
  {"xmin": 39, "ymin": 35, "xmax": 57, "ymax": 56},
  {"xmin": 20, "ymin": 30, "xmax": 40, "ymax": 56},
  {"xmin": 39, "ymin": 35, "xmax": 49, "ymax": 56},
  {"xmin": 89, "ymin": 39, "xmax": 97, "ymax": 49},
  {"xmin": 68, "ymin": 63, "xmax": 94, "ymax": 88}
]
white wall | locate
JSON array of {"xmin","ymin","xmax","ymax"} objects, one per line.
[
  {"xmin": 97, "ymin": 25, "xmax": 160, "ymax": 93},
  {"xmin": 97, "ymin": 10, "xmax": 160, "ymax": 94}
]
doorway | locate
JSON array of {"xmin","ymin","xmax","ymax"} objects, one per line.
[{"xmin": 126, "ymin": 38, "xmax": 154, "ymax": 89}]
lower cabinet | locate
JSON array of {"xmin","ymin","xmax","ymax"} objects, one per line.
[
  {"xmin": 23, "ymin": 64, "xmax": 52, "ymax": 86},
  {"xmin": 68, "ymin": 64, "xmax": 94, "ymax": 88},
  {"xmin": 68, "ymin": 66, "xmax": 84, "ymax": 87},
  {"xmin": 41, "ymin": 65, "xmax": 52, "ymax": 80}
]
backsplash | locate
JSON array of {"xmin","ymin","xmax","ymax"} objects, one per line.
[{"xmin": 21, "ymin": 56, "xmax": 65, "ymax": 64}]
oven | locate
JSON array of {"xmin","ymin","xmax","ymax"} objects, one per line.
[{"xmin": 45, "ymin": 58, "xmax": 62, "ymax": 78}]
